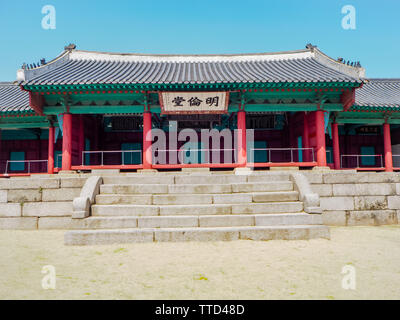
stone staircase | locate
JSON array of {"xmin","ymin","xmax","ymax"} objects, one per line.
[{"xmin": 64, "ymin": 172, "xmax": 330, "ymax": 245}]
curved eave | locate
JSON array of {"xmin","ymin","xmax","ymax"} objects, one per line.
[
  {"xmin": 0, "ymin": 110, "xmax": 37, "ymax": 117},
  {"xmin": 22, "ymin": 80, "xmax": 363, "ymax": 93},
  {"xmin": 350, "ymin": 105, "xmax": 400, "ymax": 112}
]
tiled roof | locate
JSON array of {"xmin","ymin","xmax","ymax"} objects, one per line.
[
  {"xmin": 18, "ymin": 46, "xmax": 365, "ymax": 86},
  {"xmin": 355, "ymin": 79, "xmax": 400, "ymax": 108},
  {"xmin": 0, "ymin": 82, "xmax": 32, "ymax": 113}
]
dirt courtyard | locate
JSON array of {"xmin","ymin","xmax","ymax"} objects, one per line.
[{"xmin": 1, "ymin": 226, "xmax": 400, "ymax": 300}]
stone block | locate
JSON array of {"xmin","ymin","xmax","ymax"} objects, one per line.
[
  {"xmin": 154, "ymin": 228, "xmax": 239, "ymax": 242},
  {"xmin": 232, "ymin": 202, "xmax": 303, "ymax": 214},
  {"xmin": 153, "ymin": 194, "xmax": 212, "ymax": 205},
  {"xmin": 300, "ymin": 172, "xmax": 323, "ymax": 184},
  {"xmin": 7, "ymin": 178, "xmax": 59, "ymax": 189},
  {"xmin": 95, "ymin": 194, "xmax": 152, "ymax": 205},
  {"xmin": 65, "ymin": 229, "xmax": 154, "ymax": 245},
  {"xmin": 38, "ymin": 217, "xmax": 73, "ymax": 229},
  {"xmin": 347, "ymin": 210, "xmax": 397, "ymax": 226},
  {"xmin": 252, "ymin": 191, "xmax": 298, "ymax": 202},
  {"xmin": 42, "ymin": 188, "xmax": 81, "ymax": 201},
  {"xmin": 213, "ymin": 193, "xmax": 252, "ymax": 204},
  {"xmin": 168, "ymin": 184, "xmax": 231, "ymax": 194},
  {"xmin": 7, "ymin": 189, "xmax": 42, "ymax": 203},
  {"xmin": 199, "ymin": 215, "xmax": 254, "ymax": 227},
  {"xmin": 388, "ymin": 196, "xmax": 400, "ymax": 209},
  {"xmin": 232, "ymin": 182, "xmax": 293, "ymax": 193},
  {"xmin": 22, "ymin": 202, "xmax": 73, "ymax": 217},
  {"xmin": 60, "ymin": 177, "xmax": 87, "ymax": 188},
  {"xmin": 101, "ymin": 184, "xmax": 168, "ymax": 194},
  {"xmin": 320, "ymin": 197, "xmax": 354, "ymax": 210},
  {"xmin": 138, "ymin": 216, "xmax": 198, "ymax": 228},
  {"xmin": 0, "ymin": 190, "xmax": 7, "ymax": 203},
  {"xmin": 0, "ymin": 203, "xmax": 22, "ymax": 217},
  {"xmin": 311, "ymin": 184, "xmax": 332, "ymax": 197},
  {"xmin": 0, "ymin": 217, "xmax": 37, "ymax": 229},
  {"xmin": 332, "ymin": 183, "xmax": 395, "ymax": 196},
  {"xmin": 91, "ymin": 204, "xmax": 158, "ymax": 216},
  {"xmin": 354, "ymin": 196, "xmax": 387, "ymax": 210},
  {"xmin": 159, "ymin": 204, "xmax": 231, "ymax": 216},
  {"xmin": 321, "ymin": 211, "xmax": 347, "ymax": 226}
]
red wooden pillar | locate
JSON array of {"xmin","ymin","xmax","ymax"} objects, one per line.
[
  {"xmin": 48, "ymin": 126, "xmax": 55, "ymax": 174},
  {"xmin": 384, "ymin": 122, "xmax": 393, "ymax": 172},
  {"xmin": 237, "ymin": 110, "xmax": 247, "ymax": 166},
  {"xmin": 143, "ymin": 111, "xmax": 152, "ymax": 169},
  {"xmin": 315, "ymin": 110, "xmax": 327, "ymax": 167},
  {"xmin": 332, "ymin": 122, "xmax": 340, "ymax": 169},
  {"xmin": 79, "ymin": 115, "xmax": 84, "ymax": 165},
  {"xmin": 62, "ymin": 113, "xmax": 73, "ymax": 171},
  {"xmin": 303, "ymin": 112, "xmax": 310, "ymax": 162}
]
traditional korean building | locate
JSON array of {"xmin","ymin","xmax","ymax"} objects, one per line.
[{"xmin": 0, "ymin": 44, "xmax": 399, "ymax": 176}]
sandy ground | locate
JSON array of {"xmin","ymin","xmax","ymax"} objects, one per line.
[{"xmin": 1, "ymin": 226, "xmax": 400, "ymax": 300}]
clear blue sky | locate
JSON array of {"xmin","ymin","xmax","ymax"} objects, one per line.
[{"xmin": 0, "ymin": 0, "xmax": 399, "ymax": 81}]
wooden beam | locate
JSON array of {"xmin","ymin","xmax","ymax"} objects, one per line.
[
  {"xmin": 341, "ymin": 89, "xmax": 356, "ymax": 111},
  {"xmin": 28, "ymin": 92, "xmax": 44, "ymax": 115}
]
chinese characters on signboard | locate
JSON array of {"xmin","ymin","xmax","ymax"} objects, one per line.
[{"xmin": 160, "ymin": 92, "xmax": 229, "ymax": 114}]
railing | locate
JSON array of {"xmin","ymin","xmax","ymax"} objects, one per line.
[
  {"xmin": 81, "ymin": 150, "xmax": 142, "ymax": 166},
  {"xmin": 155, "ymin": 148, "xmax": 236, "ymax": 164},
  {"xmin": 249, "ymin": 147, "xmax": 315, "ymax": 163},
  {"xmin": 340, "ymin": 154, "xmax": 384, "ymax": 168},
  {"xmin": 4, "ymin": 160, "xmax": 48, "ymax": 175},
  {"xmin": 392, "ymin": 155, "xmax": 400, "ymax": 167}
]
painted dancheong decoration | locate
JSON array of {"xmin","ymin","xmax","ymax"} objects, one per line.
[{"xmin": 0, "ymin": 43, "xmax": 399, "ymax": 175}]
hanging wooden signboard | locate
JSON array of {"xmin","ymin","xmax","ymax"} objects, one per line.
[{"xmin": 159, "ymin": 92, "xmax": 229, "ymax": 114}]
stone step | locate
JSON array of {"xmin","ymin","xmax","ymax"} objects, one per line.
[
  {"xmin": 167, "ymin": 184, "xmax": 232, "ymax": 194},
  {"xmin": 232, "ymin": 181, "xmax": 293, "ymax": 193},
  {"xmin": 103, "ymin": 175, "xmax": 175, "ymax": 185},
  {"xmin": 92, "ymin": 201, "xmax": 303, "ymax": 217},
  {"xmin": 59, "ymin": 213, "xmax": 322, "ymax": 230},
  {"xmin": 252, "ymin": 191, "xmax": 299, "ymax": 202},
  {"xmin": 92, "ymin": 204, "xmax": 159, "ymax": 216},
  {"xmin": 64, "ymin": 225, "xmax": 330, "ymax": 245},
  {"xmin": 100, "ymin": 184, "xmax": 168, "ymax": 194},
  {"xmin": 153, "ymin": 194, "xmax": 213, "ymax": 205},
  {"xmin": 100, "ymin": 181, "xmax": 294, "ymax": 195},
  {"xmin": 174, "ymin": 175, "xmax": 248, "ymax": 185},
  {"xmin": 95, "ymin": 194, "xmax": 153, "ymax": 205},
  {"xmin": 159, "ymin": 204, "xmax": 232, "ymax": 216},
  {"xmin": 254, "ymin": 213, "xmax": 323, "ymax": 226},
  {"xmin": 232, "ymin": 202, "xmax": 303, "ymax": 214},
  {"xmin": 95, "ymin": 191, "xmax": 299, "ymax": 205}
]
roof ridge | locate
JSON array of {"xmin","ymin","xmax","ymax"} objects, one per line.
[{"xmin": 72, "ymin": 48, "xmax": 311, "ymax": 57}]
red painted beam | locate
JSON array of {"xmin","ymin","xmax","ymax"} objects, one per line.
[
  {"xmin": 28, "ymin": 92, "xmax": 44, "ymax": 116},
  {"xmin": 340, "ymin": 88, "xmax": 356, "ymax": 111}
]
